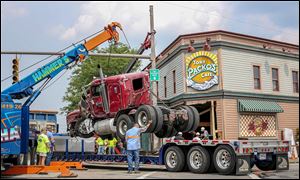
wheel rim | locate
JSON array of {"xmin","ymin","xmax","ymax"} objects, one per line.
[
  {"xmin": 166, "ymin": 151, "xmax": 177, "ymax": 168},
  {"xmin": 216, "ymin": 149, "xmax": 232, "ymax": 169},
  {"xmin": 190, "ymin": 150, "xmax": 203, "ymax": 169},
  {"xmin": 78, "ymin": 118, "xmax": 94, "ymax": 134},
  {"xmin": 119, "ymin": 119, "xmax": 128, "ymax": 136},
  {"xmin": 137, "ymin": 111, "xmax": 148, "ymax": 127}
]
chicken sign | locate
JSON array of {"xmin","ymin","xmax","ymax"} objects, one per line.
[{"xmin": 185, "ymin": 51, "xmax": 218, "ymax": 90}]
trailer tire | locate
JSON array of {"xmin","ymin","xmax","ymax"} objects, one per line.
[
  {"xmin": 164, "ymin": 146, "xmax": 185, "ymax": 172},
  {"xmin": 213, "ymin": 145, "xmax": 236, "ymax": 175},
  {"xmin": 165, "ymin": 124, "xmax": 175, "ymax": 137},
  {"xmin": 188, "ymin": 106, "xmax": 200, "ymax": 132},
  {"xmin": 152, "ymin": 106, "xmax": 163, "ymax": 133},
  {"xmin": 187, "ymin": 146, "xmax": 210, "ymax": 173},
  {"xmin": 116, "ymin": 114, "xmax": 134, "ymax": 140},
  {"xmin": 135, "ymin": 105, "xmax": 157, "ymax": 133},
  {"xmin": 255, "ymin": 158, "xmax": 276, "ymax": 171}
]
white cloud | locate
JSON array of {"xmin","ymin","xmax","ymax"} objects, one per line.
[
  {"xmin": 272, "ymin": 28, "xmax": 299, "ymax": 45},
  {"xmin": 54, "ymin": 1, "xmax": 232, "ymax": 42}
]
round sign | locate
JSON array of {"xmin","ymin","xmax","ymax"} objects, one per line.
[{"xmin": 186, "ymin": 51, "xmax": 218, "ymax": 90}]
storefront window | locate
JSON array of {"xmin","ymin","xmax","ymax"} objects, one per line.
[
  {"xmin": 48, "ymin": 114, "xmax": 57, "ymax": 121},
  {"xmin": 292, "ymin": 71, "xmax": 299, "ymax": 93},
  {"xmin": 272, "ymin": 68, "xmax": 279, "ymax": 91},
  {"xmin": 36, "ymin": 114, "xmax": 46, "ymax": 120},
  {"xmin": 253, "ymin": 66, "xmax": 261, "ymax": 89}
]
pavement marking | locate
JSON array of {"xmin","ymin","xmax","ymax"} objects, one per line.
[
  {"xmin": 248, "ymin": 173, "xmax": 261, "ymax": 179},
  {"xmin": 136, "ymin": 171, "xmax": 157, "ymax": 179}
]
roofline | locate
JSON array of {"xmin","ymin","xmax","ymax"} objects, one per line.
[
  {"xmin": 157, "ymin": 30, "xmax": 299, "ymax": 57},
  {"xmin": 30, "ymin": 110, "xmax": 58, "ymax": 114}
]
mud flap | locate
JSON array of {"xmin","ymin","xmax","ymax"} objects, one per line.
[
  {"xmin": 235, "ymin": 155, "xmax": 250, "ymax": 175},
  {"xmin": 276, "ymin": 154, "xmax": 289, "ymax": 171}
]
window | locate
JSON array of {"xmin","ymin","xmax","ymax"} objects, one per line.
[
  {"xmin": 272, "ymin": 68, "xmax": 279, "ymax": 91},
  {"xmin": 253, "ymin": 66, "xmax": 261, "ymax": 89},
  {"xmin": 132, "ymin": 78, "xmax": 143, "ymax": 91},
  {"xmin": 29, "ymin": 113, "xmax": 34, "ymax": 120},
  {"xmin": 292, "ymin": 71, "xmax": 299, "ymax": 93},
  {"xmin": 173, "ymin": 70, "xmax": 176, "ymax": 94},
  {"xmin": 164, "ymin": 76, "xmax": 167, "ymax": 98},
  {"xmin": 91, "ymin": 86, "xmax": 101, "ymax": 96},
  {"xmin": 36, "ymin": 114, "xmax": 46, "ymax": 120},
  {"xmin": 48, "ymin": 114, "xmax": 57, "ymax": 121}
]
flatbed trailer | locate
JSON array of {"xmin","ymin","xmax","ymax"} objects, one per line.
[{"xmin": 51, "ymin": 135, "xmax": 290, "ymax": 175}]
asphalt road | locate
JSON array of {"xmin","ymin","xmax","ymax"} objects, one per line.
[{"xmin": 1, "ymin": 162, "xmax": 299, "ymax": 179}]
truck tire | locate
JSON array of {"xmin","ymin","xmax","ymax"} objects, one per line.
[
  {"xmin": 164, "ymin": 146, "xmax": 185, "ymax": 172},
  {"xmin": 187, "ymin": 146, "xmax": 210, "ymax": 173},
  {"xmin": 169, "ymin": 127, "xmax": 178, "ymax": 137},
  {"xmin": 135, "ymin": 105, "xmax": 157, "ymax": 133},
  {"xmin": 177, "ymin": 106, "xmax": 194, "ymax": 132},
  {"xmin": 155, "ymin": 123, "xmax": 168, "ymax": 138},
  {"xmin": 165, "ymin": 124, "xmax": 175, "ymax": 137},
  {"xmin": 187, "ymin": 106, "xmax": 200, "ymax": 132},
  {"xmin": 75, "ymin": 117, "xmax": 95, "ymax": 138},
  {"xmin": 116, "ymin": 114, "xmax": 134, "ymax": 140},
  {"xmin": 152, "ymin": 106, "xmax": 163, "ymax": 133},
  {"xmin": 255, "ymin": 158, "xmax": 276, "ymax": 171},
  {"xmin": 213, "ymin": 145, "xmax": 236, "ymax": 175}
]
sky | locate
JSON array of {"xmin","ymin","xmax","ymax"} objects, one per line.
[{"xmin": 1, "ymin": 1, "xmax": 299, "ymax": 133}]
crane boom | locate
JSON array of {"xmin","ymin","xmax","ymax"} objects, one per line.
[{"xmin": 1, "ymin": 22, "xmax": 122, "ymax": 158}]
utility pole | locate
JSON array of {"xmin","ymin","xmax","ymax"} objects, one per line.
[{"xmin": 150, "ymin": 5, "xmax": 157, "ymax": 106}]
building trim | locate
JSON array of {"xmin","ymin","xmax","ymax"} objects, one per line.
[
  {"xmin": 156, "ymin": 41, "xmax": 299, "ymax": 70},
  {"xmin": 162, "ymin": 90, "xmax": 299, "ymax": 106}
]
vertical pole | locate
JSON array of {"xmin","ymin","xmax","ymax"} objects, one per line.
[
  {"xmin": 149, "ymin": 5, "xmax": 158, "ymax": 153},
  {"xmin": 21, "ymin": 105, "xmax": 29, "ymax": 165},
  {"xmin": 210, "ymin": 101, "xmax": 216, "ymax": 139}
]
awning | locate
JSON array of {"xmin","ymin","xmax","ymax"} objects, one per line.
[{"xmin": 238, "ymin": 99, "xmax": 284, "ymax": 113}]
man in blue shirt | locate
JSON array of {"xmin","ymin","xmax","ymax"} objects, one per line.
[
  {"xmin": 125, "ymin": 120, "xmax": 152, "ymax": 174},
  {"xmin": 45, "ymin": 127, "xmax": 55, "ymax": 166}
]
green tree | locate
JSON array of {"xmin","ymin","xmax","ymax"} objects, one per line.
[{"xmin": 61, "ymin": 43, "xmax": 140, "ymax": 114}]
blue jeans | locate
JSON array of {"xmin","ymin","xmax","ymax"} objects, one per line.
[
  {"xmin": 98, "ymin": 146, "xmax": 104, "ymax": 155},
  {"xmin": 127, "ymin": 150, "xmax": 139, "ymax": 171},
  {"xmin": 45, "ymin": 151, "xmax": 53, "ymax": 166},
  {"xmin": 109, "ymin": 147, "xmax": 115, "ymax": 154}
]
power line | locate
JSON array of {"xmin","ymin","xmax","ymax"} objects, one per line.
[{"xmin": 161, "ymin": 2, "xmax": 298, "ymax": 37}]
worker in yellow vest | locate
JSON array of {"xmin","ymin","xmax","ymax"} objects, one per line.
[
  {"xmin": 108, "ymin": 137, "xmax": 118, "ymax": 154},
  {"xmin": 104, "ymin": 138, "xmax": 109, "ymax": 154},
  {"xmin": 36, "ymin": 128, "xmax": 50, "ymax": 166},
  {"xmin": 96, "ymin": 136, "xmax": 105, "ymax": 155}
]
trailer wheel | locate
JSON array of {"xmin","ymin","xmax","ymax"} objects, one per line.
[
  {"xmin": 152, "ymin": 106, "xmax": 163, "ymax": 133},
  {"xmin": 135, "ymin": 105, "xmax": 157, "ymax": 132},
  {"xmin": 187, "ymin": 146, "xmax": 210, "ymax": 173},
  {"xmin": 187, "ymin": 106, "xmax": 200, "ymax": 132},
  {"xmin": 75, "ymin": 117, "xmax": 95, "ymax": 138},
  {"xmin": 213, "ymin": 145, "xmax": 236, "ymax": 175},
  {"xmin": 177, "ymin": 106, "xmax": 194, "ymax": 132},
  {"xmin": 255, "ymin": 158, "xmax": 276, "ymax": 171},
  {"xmin": 164, "ymin": 146, "xmax": 185, "ymax": 172},
  {"xmin": 116, "ymin": 114, "xmax": 134, "ymax": 140}
]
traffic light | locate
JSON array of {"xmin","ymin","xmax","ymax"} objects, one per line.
[{"xmin": 12, "ymin": 58, "xmax": 19, "ymax": 84}]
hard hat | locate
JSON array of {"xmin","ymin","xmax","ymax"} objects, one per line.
[
  {"xmin": 196, "ymin": 132, "xmax": 200, "ymax": 136},
  {"xmin": 201, "ymin": 127, "xmax": 205, "ymax": 131},
  {"xmin": 178, "ymin": 132, "xmax": 183, "ymax": 135}
]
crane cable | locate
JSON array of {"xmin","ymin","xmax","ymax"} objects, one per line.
[{"xmin": 1, "ymin": 29, "xmax": 105, "ymax": 82}]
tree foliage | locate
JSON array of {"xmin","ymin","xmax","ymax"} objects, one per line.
[{"xmin": 61, "ymin": 43, "xmax": 140, "ymax": 114}]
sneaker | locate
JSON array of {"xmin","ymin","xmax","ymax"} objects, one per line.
[{"xmin": 127, "ymin": 171, "xmax": 132, "ymax": 174}]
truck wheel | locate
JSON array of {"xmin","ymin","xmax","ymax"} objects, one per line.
[
  {"xmin": 255, "ymin": 158, "xmax": 276, "ymax": 171},
  {"xmin": 116, "ymin": 114, "xmax": 134, "ymax": 140},
  {"xmin": 155, "ymin": 124, "xmax": 168, "ymax": 138},
  {"xmin": 213, "ymin": 145, "xmax": 236, "ymax": 175},
  {"xmin": 152, "ymin": 106, "xmax": 163, "ymax": 133},
  {"xmin": 187, "ymin": 146, "xmax": 210, "ymax": 173},
  {"xmin": 75, "ymin": 117, "xmax": 95, "ymax": 138},
  {"xmin": 177, "ymin": 106, "xmax": 194, "ymax": 132},
  {"xmin": 187, "ymin": 106, "xmax": 200, "ymax": 132},
  {"xmin": 165, "ymin": 124, "xmax": 175, "ymax": 137},
  {"xmin": 164, "ymin": 146, "xmax": 185, "ymax": 172},
  {"xmin": 135, "ymin": 105, "xmax": 157, "ymax": 132}
]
